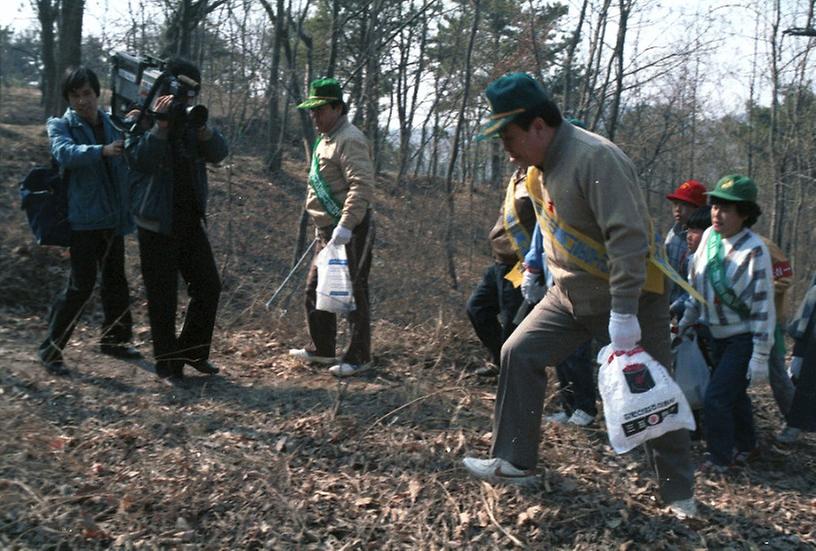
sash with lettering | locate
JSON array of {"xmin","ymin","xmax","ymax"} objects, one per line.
[
  {"xmin": 308, "ymin": 137, "xmax": 343, "ymax": 224},
  {"xmin": 705, "ymin": 230, "xmax": 751, "ymax": 318},
  {"xmin": 501, "ymin": 172, "xmax": 532, "ymax": 288},
  {"xmin": 524, "ymin": 166, "xmax": 706, "ymax": 303}
]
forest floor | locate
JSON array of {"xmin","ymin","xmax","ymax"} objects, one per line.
[{"xmin": 1, "ymin": 87, "xmax": 815, "ymax": 550}]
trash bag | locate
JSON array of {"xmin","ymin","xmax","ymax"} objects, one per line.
[
  {"xmin": 672, "ymin": 331, "xmax": 710, "ymax": 410},
  {"xmin": 597, "ymin": 344, "xmax": 696, "ymax": 454},
  {"xmin": 315, "ymin": 243, "xmax": 356, "ymax": 314}
]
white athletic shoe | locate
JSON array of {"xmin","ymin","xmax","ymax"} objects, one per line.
[
  {"xmin": 667, "ymin": 497, "xmax": 699, "ymax": 520},
  {"xmin": 462, "ymin": 457, "xmax": 538, "ymax": 487},
  {"xmin": 567, "ymin": 409, "xmax": 595, "ymax": 427},
  {"xmin": 776, "ymin": 426, "xmax": 801, "ymax": 444},
  {"xmin": 328, "ymin": 362, "xmax": 371, "ymax": 378},
  {"xmin": 544, "ymin": 411, "xmax": 569, "ymax": 424},
  {"xmin": 288, "ymin": 348, "xmax": 336, "ymax": 365}
]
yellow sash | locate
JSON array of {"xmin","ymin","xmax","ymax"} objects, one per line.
[
  {"xmin": 525, "ymin": 167, "xmax": 705, "ymax": 303},
  {"xmin": 501, "ymin": 173, "xmax": 532, "ymax": 287}
]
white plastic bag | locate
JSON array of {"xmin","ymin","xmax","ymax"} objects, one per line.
[
  {"xmin": 315, "ymin": 243, "xmax": 356, "ymax": 314},
  {"xmin": 672, "ymin": 331, "xmax": 710, "ymax": 410},
  {"xmin": 597, "ymin": 344, "xmax": 696, "ymax": 454}
]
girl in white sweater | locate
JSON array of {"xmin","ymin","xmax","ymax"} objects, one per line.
[{"xmin": 681, "ymin": 174, "xmax": 775, "ymax": 471}]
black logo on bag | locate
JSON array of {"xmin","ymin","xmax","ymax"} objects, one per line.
[
  {"xmin": 623, "ymin": 363, "xmax": 655, "ymax": 394},
  {"xmin": 621, "ymin": 402, "xmax": 679, "ymax": 436}
]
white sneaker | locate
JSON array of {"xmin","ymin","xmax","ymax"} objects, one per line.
[
  {"xmin": 567, "ymin": 409, "xmax": 595, "ymax": 427},
  {"xmin": 776, "ymin": 426, "xmax": 801, "ymax": 444},
  {"xmin": 544, "ymin": 411, "xmax": 569, "ymax": 424},
  {"xmin": 462, "ymin": 457, "xmax": 538, "ymax": 487},
  {"xmin": 288, "ymin": 348, "xmax": 336, "ymax": 365},
  {"xmin": 667, "ymin": 497, "xmax": 698, "ymax": 520},
  {"xmin": 328, "ymin": 362, "xmax": 371, "ymax": 378}
]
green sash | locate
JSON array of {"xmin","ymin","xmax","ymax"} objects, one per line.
[
  {"xmin": 705, "ymin": 230, "xmax": 751, "ymax": 319},
  {"xmin": 308, "ymin": 138, "xmax": 343, "ymax": 223}
]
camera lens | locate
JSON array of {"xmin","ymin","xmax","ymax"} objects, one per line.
[{"xmin": 186, "ymin": 105, "xmax": 208, "ymax": 128}]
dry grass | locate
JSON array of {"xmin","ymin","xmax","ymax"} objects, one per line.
[{"xmin": 1, "ymin": 87, "xmax": 815, "ymax": 549}]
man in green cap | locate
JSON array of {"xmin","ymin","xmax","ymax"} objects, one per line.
[
  {"xmin": 679, "ymin": 175, "xmax": 775, "ymax": 472},
  {"xmin": 462, "ymin": 73, "xmax": 697, "ymax": 519},
  {"xmin": 288, "ymin": 77, "xmax": 375, "ymax": 378}
]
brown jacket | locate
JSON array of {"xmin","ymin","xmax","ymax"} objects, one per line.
[
  {"xmin": 532, "ymin": 122, "xmax": 653, "ymax": 316},
  {"xmin": 488, "ymin": 168, "xmax": 536, "ymax": 265},
  {"xmin": 306, "ymin": 115, "xmax": 374, "ymax": 229},
  {"xmin": 760, "ymin": 235, "xmax": 793, "ymax": 322}
]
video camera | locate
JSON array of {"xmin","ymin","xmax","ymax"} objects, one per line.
[{"xmin": 110, "ymin": 52, "xmax": 208, "ymax": 132}]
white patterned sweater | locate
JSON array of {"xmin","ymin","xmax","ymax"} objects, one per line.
[{"xmin": 684, "ymin": 227, "xmax": 776, "ymax": 361}]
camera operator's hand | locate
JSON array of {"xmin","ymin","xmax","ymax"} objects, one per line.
[
  {"xmin": 126, "ymin": 108, "xmax": 152, "ymax": 131},
  {"xmin": 102, "ymin": 139, "xmax": 124, "ymax": 157},
  {"xmin": 151, "ymin": 95, "xmax": 174, "ymax": 129}
]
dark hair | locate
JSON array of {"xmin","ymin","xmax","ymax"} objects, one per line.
[
  {"xmin": 329, "ymin": 99, "xmax": 349, "ymax": 115},
  {"xmin": 709, "ymin": 196, "xmax": 762, "ymax": 228},
  {"xmin": 61, "ymin": 66, "xmax": 100, "ymax": 101},
  {"xmin": 514, "ymin": 99, "xmax": 563, "ymax": 130},
  {"xmin": 166, "ymin": 57, "xmax": 202, "ymax": 85},
  {"xmin": 686, "ymin": 205, "xmax": 712, "ymax": 231}
]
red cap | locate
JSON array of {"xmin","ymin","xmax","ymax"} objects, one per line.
[{"xmin": 666, "ymin": 179, "xmax": 707, "ymax": 207}]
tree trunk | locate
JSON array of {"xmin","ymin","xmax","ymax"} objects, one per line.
[
  {"xmin": 606, "ymin": 0, "xmax": 630, "ymax": 141},
  {"xmin": 768, "ymin": 0, "xmax": 783, "ymax": 245},
  {"xmin": 443, "ymin": 0, "xmax": 481, "ymax": 290},
  {"xmin": 562, "ymin": 0, "xmax": 588, "ymax": 115},
  {"xmin": 36, "ymin": 0, "xmax": 58, "ymax": 118}
]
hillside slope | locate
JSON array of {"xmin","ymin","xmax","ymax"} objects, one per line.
[{"xmin": 1, "ymin": 88, "xmax": 814, "ymax": 549}]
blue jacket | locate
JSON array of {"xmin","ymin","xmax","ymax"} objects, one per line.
[
  {"xmin": 126, "ymin": 124, "xmax": 228, "ymax": 235},
  {"xmin": 523, "ymin": 222, "xmax": 553, "ymax": 288},
  {"xmin": 47, "ymin": 109, "xmax": 133, "ymax": 234}
]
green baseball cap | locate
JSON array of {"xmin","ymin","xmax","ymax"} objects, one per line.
[
  {"xmin": 706, "ymin": 174, "xmax": 758, "ymax": 204},
  {"xmin": 476, "ymin": 73, "xmax": 549, "ymax": 141},
  {"xmin": 297, "ymin": 77, "xmax": 343, "ymax": 110}
]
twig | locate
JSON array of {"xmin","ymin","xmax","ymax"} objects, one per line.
[
  {"xmin": 0, "ymin": 478, "xmax": 45, "ymax": 505},
  {"xmin": 360, "ymin": 386, "xmax": 465, "ymax": 437},
  {"xmin": 480, "ymin": 486, "xmax": 525, "ymax": 548}
]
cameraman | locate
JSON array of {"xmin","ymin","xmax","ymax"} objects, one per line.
[
  {"xmin": 125, "ymin": 58, "xmax": 228, "ymax": 383},
  {"xmin": 39, "ymin": 66, "xmax": 140, "ymax": 376}
]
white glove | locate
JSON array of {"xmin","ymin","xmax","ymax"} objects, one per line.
[
  {"xmin": 520, "ymin": 270, "xmax": 547, "ymax": 303},
  {"xmin": 747, "ymin": 356, "xmax": 769, "ymax": 385},
  {"xmin": 608, "ymin": 311, "xmax": 641, "ymax": 351},
  {"xmin": 789, "ymin": 356, "xmax": 803, "ymax": 380},
  {"xmin": 329, "ymin": 225, "xmax": 352, "ymax": 246}
]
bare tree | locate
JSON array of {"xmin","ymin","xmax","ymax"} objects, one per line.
[{"xmin": 443, "ymin": 0, "xmax": 481, "ymax": 290}]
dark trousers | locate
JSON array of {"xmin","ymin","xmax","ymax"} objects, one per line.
[
  {"xmin": 137, "ymin": 222, "xmax": 221, "ymax": 369},
  {"xmin": 704, "ymin": 333, "xmax": 756, "ymax": 466},
  {"xmin": 555, "ymin": 340, "xmax": 597, "ymax": 417},
  {"xmin": 305, "ymin": 212, "xmax": 373, "ymax": 364},
  {"xmin": 40, "ymin": 229, "xmax": 132, "ymax": 357},
  {"xmin": 466, "ymin": 263, "xmax": 524, "ymax": 365},
  {"xmin": 787, "ymin": 318, "xmax": 816, "ymax": 431}
]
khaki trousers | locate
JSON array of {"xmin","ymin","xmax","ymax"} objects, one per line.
[{"xmin": 491, "ymin": 285, "xmax": 694, "ymax": 503}]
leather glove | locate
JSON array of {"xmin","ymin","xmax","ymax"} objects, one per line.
[
  {"xmin": 608, "ymin": 311, "xmax": 641, "ymax": 351},
  {"xmin": 329, "ymin": 225, "xmax": 352, "ymax": 246},
  {"xmin": 520, "ymin": 270, "xmax": 547, "ymax": 303},
  {"xmin": 789, "ymin": 356, "xmax": 803, "ymax": 380},
  {"xmin": 747, "ymin": 356, "xmax": 769, "ymax": 385}
]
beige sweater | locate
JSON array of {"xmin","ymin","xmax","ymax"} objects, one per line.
[
  {"xmin": 305, "ymin": 115, "xmax": 374, "ymax": 230},
  {"xmin": 532, "ymin": 122, "xmax": 654, "ymax": 316}
]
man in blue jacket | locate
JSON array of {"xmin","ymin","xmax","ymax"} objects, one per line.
[
  {"xmin": 126, "ymin": 58, "xmax": 229, "ymax": 383},
  {"xmin": 39, "ymin": 66, "xmax": 140, "ymax": 375}
]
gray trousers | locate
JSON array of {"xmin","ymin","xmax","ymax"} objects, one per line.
[{"xmin": 491, "ymin": 285, "xmax": 694, "ymax": 504}]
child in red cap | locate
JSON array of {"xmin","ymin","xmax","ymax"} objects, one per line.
[{"xmin": 665, "ymin": 180, "xmax": 707, "ymax": 319}]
